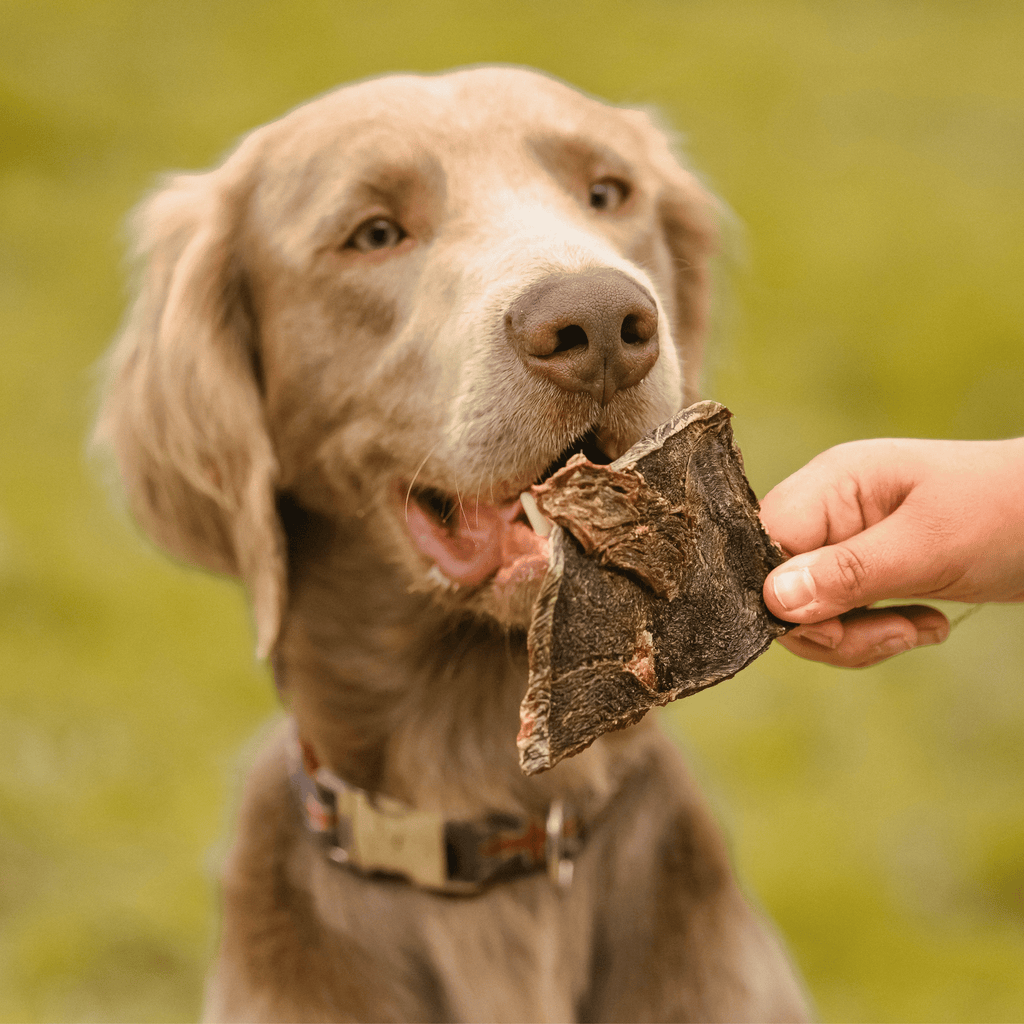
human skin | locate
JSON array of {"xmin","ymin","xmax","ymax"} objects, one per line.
[{"xmin": 758, "ymin": 436, "xmax": 1024, "ymax": 668}]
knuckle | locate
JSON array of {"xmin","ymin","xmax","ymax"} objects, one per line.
[{"xmin": 831, "ymin": 544, "xmax": 870, "ymax": 597}]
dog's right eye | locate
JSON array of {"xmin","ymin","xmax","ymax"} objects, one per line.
[
  {"xmin": 346, "ymin": 217, "xmax": 407, "ymax": 253},
  {"xmin": 588, "ymin": 178, "xmax": 630, "ymax": 212}
]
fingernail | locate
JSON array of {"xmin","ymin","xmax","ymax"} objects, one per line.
[
  {"xmin": 772, "ymin": 567, "xmax": 816, "ymax": 612},
  {"xmin": 871, "ymin": 635, "xmax": 913, "ymax": 659},
  {"xmin": 792, "ymin": 626, "xmax": 837, "ymax": 649},
  {"xmin": 917, "ymin": 627, "xmax": 947, "ymax": 647}
]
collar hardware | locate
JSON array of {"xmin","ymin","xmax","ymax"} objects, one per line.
[{"xmin": 288, "ymin": 727, "xmax": 584, "ymax": 894}]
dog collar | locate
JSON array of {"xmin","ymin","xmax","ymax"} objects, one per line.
[{"xmin": 287, "ymin": 725, "xmax": 583, "ymax": 894}]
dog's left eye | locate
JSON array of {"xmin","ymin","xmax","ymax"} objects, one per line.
[
  {"xmin": 347, "ymin": 217, "xmax": 407, "ymax": 252},
  {"xmin": 588, "ymin": 178, "xmax": 630, "ymax": 212}
]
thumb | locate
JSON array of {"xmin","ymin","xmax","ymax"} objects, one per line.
[{"xmin": 763, "ymin": 508, "xmax": 950, "ymax": 622}]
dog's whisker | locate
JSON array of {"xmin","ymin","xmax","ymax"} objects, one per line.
[
  {"xmin": 404, "ymin": 441, "xmax": 444, "ymax": 523},
  {"xmin": 453, "ymin": 478, "xmax": 469, "ymax": 529},
  {"xmin": 486, "ymin": 449, "xmax": 509, "ymax": 506},
  {"xmin": 485, "ymin": 456, "xmax": 499, "ymax": 506}
]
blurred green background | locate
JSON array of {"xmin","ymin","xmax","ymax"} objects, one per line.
[{"xmin": 2, "ymin": 0, "xmax": 1022, "ymax": 1020}]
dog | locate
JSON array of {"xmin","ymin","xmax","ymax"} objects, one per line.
[{"xmin": 96, "ymin": 65, "xmax": 809, "ymax": 1022}]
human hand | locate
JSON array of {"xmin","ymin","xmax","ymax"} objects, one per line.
[{"xmin": 758, "ymin": 437, "xmax": 1024, "ymax": 667}]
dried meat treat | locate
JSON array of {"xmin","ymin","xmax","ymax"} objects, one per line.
[{"xmin": 518, "ymin": 401, "xmax": 791, "ymax": 775}]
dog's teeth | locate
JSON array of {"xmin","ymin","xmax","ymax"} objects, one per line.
[
  {"xmin": 426, "ymin": 565, "xmax": 457, "ymax": 590},
  {"xmin": 520, "ymin": 491, "xmax": 553, "ymax": 537}
]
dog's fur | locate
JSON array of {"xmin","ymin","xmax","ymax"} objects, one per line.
[{"xmin": 97, "ymin": 66, "xmax": 809, "ymax": 1022}]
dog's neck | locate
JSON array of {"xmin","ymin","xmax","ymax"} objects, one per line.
[{"xmin": 272, "ymin": 497, "xmax": 563, "ymax": 817}]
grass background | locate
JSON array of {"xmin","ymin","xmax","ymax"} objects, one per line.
[{"xmin": 2, "ymin": 0, "xmax": 1023, "ymax": 1019}]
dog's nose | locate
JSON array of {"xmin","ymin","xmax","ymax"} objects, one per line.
[{"xmin": 505, "ymin": 269, "xmax": 660, "ymax": 406}]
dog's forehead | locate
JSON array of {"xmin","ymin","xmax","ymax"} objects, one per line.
[
  {"xmin": 253, "ymin": 68, "xmax": 648, "ymax": 186},
  {"xmin": 324, "ymin": 67, "xmax": 629, "ymax": 134}
]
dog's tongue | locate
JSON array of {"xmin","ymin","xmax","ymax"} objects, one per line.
[{"xmin": 406, "ymin": 497, "xmax": 548, "ymax": 587}]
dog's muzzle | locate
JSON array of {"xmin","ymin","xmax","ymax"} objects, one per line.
[{"xmin": 287, "ymin": 723, "xmax": 584, "ymax": 894}]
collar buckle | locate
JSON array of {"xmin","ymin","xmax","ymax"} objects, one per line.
[
  {"xmin": 311, "ymin": 764, "xmax": 448, "ymax": 888},
  {"xmin": 288, "ymin": 725, "xmax": 584, "ymax": 893}
]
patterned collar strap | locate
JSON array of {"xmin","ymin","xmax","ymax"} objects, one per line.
[{"xmin": 287, "ymin": 726, "xmax": 583, "ymax": 894}]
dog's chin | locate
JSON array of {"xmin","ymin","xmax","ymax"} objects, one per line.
[
  {"xmin": 396, "ymin": 554, "xmax": 547, "ymax": 631},
  {"xmin": 406, "ymin": 560, "xmax": 547, "ymax": 632},
  {"xmin": 456, "ymin": 569, "xmax": 547, "ymax": 632}
]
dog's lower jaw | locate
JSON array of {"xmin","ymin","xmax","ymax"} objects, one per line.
[{"xmin": 410, "ymin": 565, "xmax": 546, "ymax": 633}]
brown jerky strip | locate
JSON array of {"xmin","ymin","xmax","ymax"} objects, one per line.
[{"xmin": 518, "ymin": 401, "xmax": 791, "ymax": 775}]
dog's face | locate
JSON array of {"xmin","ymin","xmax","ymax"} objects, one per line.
[{"xmin": 98, "ymin": 67, "xmax": 717, "ymax": 653}]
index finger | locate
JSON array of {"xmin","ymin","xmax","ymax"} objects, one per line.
[{"xmin": 758, "ymin": 441, "xmax": 914, "ymax": 555}]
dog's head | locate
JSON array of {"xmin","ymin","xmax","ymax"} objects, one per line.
[{"xmin": 96, "ymin": 66, "xmax": 718, "ymax": 656}]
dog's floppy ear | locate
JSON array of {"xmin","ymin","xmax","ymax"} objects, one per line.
[
  {"xmin": 95, "ymin": 162, "xmax": 286, "ymax": 658},
  {"xmin": 625, "ymin": 108, "xmax": 720, "ymax": 404}
]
